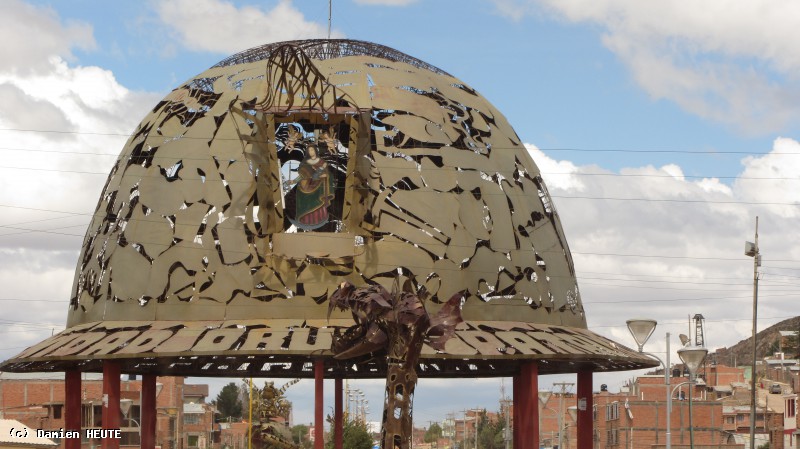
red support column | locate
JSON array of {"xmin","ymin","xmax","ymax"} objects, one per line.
[
  {"xmin": 65, "ymin": 371, "xmax": 81, "ymax": 449},
  {"xmin": 102, "ymin": 361, "xmax": 121, "ymax": 449},
  {"xmin": 334, "ymin": 378, "xmax": 343, "ymax": 449},
  {"xmin": 141, "ymin": 374, "xmax": 157, "ymax": 449},
  {"xmin": 514, "ymin": 362, "xmax": 539, "ymax": 449},
  {"xmin": 314, "ymin": 360, "xmax": 324, "ymax": 449},
  {"xmin": 512, "ymin": 373, "xmax": 520, "ymax": 449},
  {"xmin": 576, "ymin": 370, "xmax": 594, "ymax": 449}
]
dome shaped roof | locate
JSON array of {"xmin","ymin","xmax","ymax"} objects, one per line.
[{"xmin": 1, "ymin": 40, "xmax": 654, "ymax": 377}]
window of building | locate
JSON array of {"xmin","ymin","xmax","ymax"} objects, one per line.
[
  {"xmin": 737, "ymin": 414, "xmax": 745, "ymax": 422},
  {"xmin": 725, "ymin": 416, "xmax": 735, "ymax": 424},
  {"xmin": 787, "ymin": 398, "xmax": 796, "ymax": 418},
  {"xmin": 184, "ymin": 413, "xmax": 201, "ymax": 425},
  {"xmin": 187, "ymin": 435, "xmax": 199, "ymax": 448},
  {"xmin": 51, "ymin": 404, "xmax": 63, "ymax": 419},
  {"xmin": 606, "ymin": 429, "xmax": 618, "ymax": 446},
  {"xmin": 606, "ymin": 402, "xmax": 619, "ymax": 421}
]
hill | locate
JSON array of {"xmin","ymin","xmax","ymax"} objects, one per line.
[{"xmin": 712, "ymin": 316, "xmax": 800, "ymax": 366}]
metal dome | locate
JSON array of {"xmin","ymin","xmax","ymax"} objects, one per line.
[{"xmin": 1, "ymin": 39, "xmax": 655, "ymax": 377}]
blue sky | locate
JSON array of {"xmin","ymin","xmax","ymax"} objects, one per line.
[{"xmin": 1, "ymin": 0, "xmax": 799, "ymax": 426}]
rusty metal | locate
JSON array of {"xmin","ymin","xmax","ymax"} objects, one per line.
[
  {"xmin": 328, "ymin": 281, "xmax": 463, "ymax": 449},
  {"xmin": 1, "ymin": 39, "xmax": 658, "ymax": 379}
]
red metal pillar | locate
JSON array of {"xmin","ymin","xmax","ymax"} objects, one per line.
[
  {"xmin": 141, "ymin": 374, "xmax": 157, "ymax": 449},
  {"xmin": 102, "ymin": 361, "xmax": 121, "ymax": 449},
  {"xmin": 512, "ymin": 373, "xmax": 520, "ymax": 449},
  {"xmin": 65, "ymin": 370, "xmax": 81, "ymax": 449},
  {"xmin": 576, "ymin": 370, "xmax": 593, "ymax": 449},
  {"xmin": 315, "ymin": 360, "xmax": 324, "ymax": 449},
  {"xmin": 334, "ymin": 377, "xmax": 344, "ymax": 449},
  {"xmin": 514, "ymin": 362, "xmax": 539, "ymax": 449}
]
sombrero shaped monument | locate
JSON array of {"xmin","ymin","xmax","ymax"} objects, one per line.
[{"xmin": 1, "ymin": 39, "xmax": 656, "ymax": 449}]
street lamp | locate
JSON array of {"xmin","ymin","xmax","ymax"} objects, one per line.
[
  {"xmin": 120, "ymin": 398, "xmax": 141, "ymax": 446},
  {"xmin": 563, "ymin": 406, "xmax": 577, "ymax": 449},
  {"xmin": 677, "ymin": 345, "xmax": 708, "ymax": 449},
  {"xmin": 626, "ymin": 319, "xmax": 672, "ymax": 449},
  {"xmin": 745, "ymin": 217, "xmax": 760, "ymax": 449},
  {"xmin": 538, "ymin": 391, "xmax": 552, "ymax": 447}
]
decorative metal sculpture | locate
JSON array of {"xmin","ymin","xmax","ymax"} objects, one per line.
[
  {"xmin": 249, "ymin": 378, "xmax": 300, "ymax": 449},
  {"xmin": 329, "ymin": 280, "xmax": 464, "ymax": 449},
  {"xmin": 1, "ymin": 39, "xmax": 657, "ymax": 382}
]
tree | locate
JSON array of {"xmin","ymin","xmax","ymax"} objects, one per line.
[
  {"xmin": 325, "ymin": 418, "xmax": 373, "ymax": 449},
  {"xmin": 424, "ymin": 423, "xmax": 443, "ymax": 443},
  {"xmin": 216, "ymin": 382, "xmax": 244, "ymax": 420},
  {"xmin": 476, "ymin": 410, "xmax": 506, "ymax": 449},
  {"xmin": 291, "ymin": 425, "xmax": 311, "ymax": 449}
]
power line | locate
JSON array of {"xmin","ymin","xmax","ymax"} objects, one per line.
[{"xmin": 3, "ymin": 127, "xmax": 798, "ymax": 157}]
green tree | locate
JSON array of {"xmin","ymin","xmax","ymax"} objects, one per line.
[
  {"xmin": 424, "ymin": 423, "xmax": 443, "ymax": 443},
  {"xmin": 291, "ymin": 425, "xmax": 311, "ymax": 449},
  {"xmin": 216, "ymin": 382, "xmax": 244, "ymax": 420},
  {"xmin": 325, "ymin": 418, "xmax": 373, "ymax": 449},
  {"xmin": 476, "ymin": 410, "xmax": 506, "ymax": 449}
]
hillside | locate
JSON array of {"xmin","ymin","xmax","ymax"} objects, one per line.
[{"xmin": 712, "ymin": 316, "xmax": 800, "ymax": 366}]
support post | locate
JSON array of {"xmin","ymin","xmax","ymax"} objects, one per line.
[
  {"xmin": 512, "ymin": 373, "xmax": 520, "ymax": 449},
  {"xmin": 315, "ymin": 360, "xmax": 324, "ymax": 449},
  {"xmin": 576, "ymin": 371, "xmax": 593, "ymax": 449},
  {"xmin": 142, "ymin": 374, "xmax": 157, "ymax": 449},
  {"xmin": 102, "ymin": 361, "xmax": 121, "ymax": 449},
  {"xmin": 514, "ymin": 362, "xmax": 539, "ymax": 449},
  {"xmin": 65, "ymin": 371, "xmax": 81, "ymax": 449},
  {"xmin": 335, "ymin": 377, "xmax": 344, "ymax": 449}
]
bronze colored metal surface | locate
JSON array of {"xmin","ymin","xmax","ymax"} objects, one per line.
[{"xmin": 1, "ymin": 39, "xmax": 657, "ymax": 376}]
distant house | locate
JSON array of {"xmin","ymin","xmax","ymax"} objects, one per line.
[{"xmin": 0, "ymin": 419, "xmax": 57, "ymax": 449}]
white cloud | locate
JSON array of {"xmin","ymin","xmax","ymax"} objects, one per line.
[
  {"xmin": 493, "ymin": 0, "xmax": 800, "ymax": 134},
  {"xmin": 734, "ymin": 137, "xmax": 800, "ymax": 218},
  {"xmin": 525, "ymin": 143, "xmax": 585, "ymax": 191},
  {"xmin": 527, "ymin": 138, "xmax": 800, "ymax": 390},
  {"xmin": 153, "ymin": 0, "xmax": 342, "ymax": 54},
  {"xmin": 0, "ymin": 0, "xmax": 95, "ymax": 74}
]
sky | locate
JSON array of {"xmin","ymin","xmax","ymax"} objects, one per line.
[{"xmin": 1, "ymin": 0, "xmax": 799, "ymax": 428}]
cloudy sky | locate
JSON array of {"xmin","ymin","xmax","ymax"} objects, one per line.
[{"xmin": 1, "ymin": 0, "xmax": 799, "ymax": 426}]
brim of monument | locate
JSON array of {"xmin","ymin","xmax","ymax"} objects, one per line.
[{"xmin": 0, "ymin": 319, "xmax": 657, "ymax": 377}]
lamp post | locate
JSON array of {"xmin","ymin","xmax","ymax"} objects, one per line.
[
  {"xmin": 628, "ymin": 319, "xmax": 709, "ymax": 449},
  {"xmin": 677, "ymin": 345, "xmax": 709, "ymax": 449},
  {"xmin": 120, "ymin": 398, "xmax": 141, "ymax": 446},
  {"xmin": 563, "ymin": 406, "xmax": 577, "ymax": 449},
  {"xmin": 538, "ymin": 391, "xmax": 552, "ymax": 448},
  {"xmin": 627, "ymin": 319, "xmax": 671, "ymax": 449},
  {"xmin": 745, "ymin": 217, "xmax": 760, "ymax": 449}
]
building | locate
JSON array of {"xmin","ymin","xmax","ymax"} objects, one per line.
[{"xmin": 0, "ymin": 373, "xmax": 217, "ymax": 449}]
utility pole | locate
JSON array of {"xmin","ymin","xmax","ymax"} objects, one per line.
[
  {"xmin": 552, "ymin": 382, "xmax": 574, "ymax": 449},
  {"xmin": 446, "ymin": 413, "xmax": 455, "ymax": 449},
  {"xmin": 745, "ymin": 216, "xmax": 760, "ymax": 449}
]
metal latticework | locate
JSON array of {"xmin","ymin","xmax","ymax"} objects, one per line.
[{"xmin": 212, "ymin": 39, "xmax": 452, "ymax": 76}]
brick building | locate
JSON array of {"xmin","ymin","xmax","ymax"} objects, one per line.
[{"xmin": 0, "ymin": 373, "xmax": 217, "ymax": 449}]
